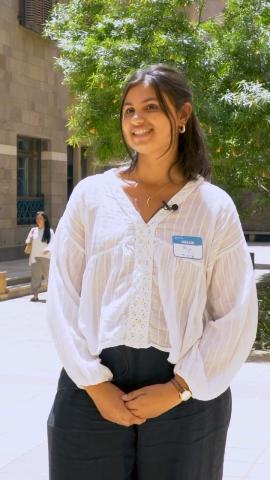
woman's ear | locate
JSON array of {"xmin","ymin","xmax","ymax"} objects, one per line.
[{"xmin": 177, "ymin": 102, "xmax": 192, "ymax": 129}]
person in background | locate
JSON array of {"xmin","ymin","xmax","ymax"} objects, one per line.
[
  {"xmin": 47, "ymin": 64, "xmax": 258, "ymax": 479},
  {"xmin": 25, "ymin": 211, "xmax": 54, "ymax": 302}
]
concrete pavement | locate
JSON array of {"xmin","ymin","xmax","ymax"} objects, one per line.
[
  {"xmin": 0, "ymin": 258, "xmax": 44, "ymax": 301},
  {"xmin": 0, "ymin": 292, "xmax": 60, "ymax": 480},
  {"xmin": 248, "ymin": 242, "xmax": 270, "ymax": 269},
  {"xmin": 0, "ymin": 258, "xmax": 30, "ymax": 281},
  {"xmin": 0, "ymin": 293, "xmax": 270, "ymax": 479}
]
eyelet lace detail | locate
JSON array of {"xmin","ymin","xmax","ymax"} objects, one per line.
[{"xmin": 125, "ymin": 224, "xmax": 156, "ymax": 345}]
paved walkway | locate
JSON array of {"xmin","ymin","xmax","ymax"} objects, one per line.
[
  {"xmin": 247, "ymin": 242, "xmax": 270, "ymax": 268},
  {"xmin": 0, "ymin": 293, "xmax": 270, "ymax": 479},
  {"xmin": 0, "ymin": 258, "xmax": 30, "ymax": 280}
]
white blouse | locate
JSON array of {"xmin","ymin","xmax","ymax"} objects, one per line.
[
  {"xmin": 47, "ymin": 168, "xmax": 258, "ymax": 401},
  {"xmin": 25, "ymin": 227, "xmax": 54, "ymax": 266}
]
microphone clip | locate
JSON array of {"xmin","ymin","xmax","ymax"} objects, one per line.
[{"xmin": 162, "ymin": 201, "xmax": 179, "ymax": 211}]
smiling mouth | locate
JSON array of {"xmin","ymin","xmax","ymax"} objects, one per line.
[{"xmin": 132, "ymin": 128, "xmax": 152, "ymax": 136}]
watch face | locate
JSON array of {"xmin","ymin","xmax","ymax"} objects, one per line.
[{"xmin": 181, "ymin": 390, "xmax": 192, "ymax": 401}]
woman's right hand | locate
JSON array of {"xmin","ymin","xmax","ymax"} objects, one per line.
[{"xmin": 85, "ymin": 381, "xmax": 146, "ymax": 427}]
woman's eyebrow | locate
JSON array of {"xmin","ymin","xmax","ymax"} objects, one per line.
[{"xmin": 123, "ymin": 96, "xmax": 158, "ymax": 106}]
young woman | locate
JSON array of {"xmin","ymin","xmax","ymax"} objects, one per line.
[
  {"xmin": 25, "ymin": 211, "xmax": 54, "ymax": 302},
  {"xmin": 47, "ymin": 64, "xmax": 258, "ymax": 479}
]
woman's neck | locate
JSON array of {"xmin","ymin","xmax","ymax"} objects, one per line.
[{"xmin": 127, "ymin": 155, "xmax": 185, "ymax": 186}]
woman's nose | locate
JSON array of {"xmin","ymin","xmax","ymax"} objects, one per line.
[{"xmin": 131, "ymin": 111, "xmax": 145, "ymax": 123}]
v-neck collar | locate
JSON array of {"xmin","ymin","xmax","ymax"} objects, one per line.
[{"xmin": 104, "ymin": 168, "xmax": 204, "ymax": 226}]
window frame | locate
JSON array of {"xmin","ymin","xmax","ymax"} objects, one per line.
[
  {"xmin": 17, "ymin": 136, "xmax": 44, "ymax": 225},
  {"xmin": 18, "ymin": 0, "xmax": 55, "ymax": 35}
]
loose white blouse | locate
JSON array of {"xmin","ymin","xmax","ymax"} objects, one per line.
[
  {"xmin": 25, "ymin": 227, "xmax": 54, "ymax": 266},
  {"xmin": 47, "ymin": 168, "xmax": 258, "ymax": 400}
]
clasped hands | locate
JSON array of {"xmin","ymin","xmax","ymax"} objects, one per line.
[
  {"xmin": 122, "ymin": 382, "xmax": 182, "ymax": 419},
  {"xmin": 86, "ymin": 380, "xmax": 182, "ymax": 427}
]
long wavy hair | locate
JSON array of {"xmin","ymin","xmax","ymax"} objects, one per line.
[
  {"xmin": 120, "ymin": 64, "xmax": 211, "ymax": 180},
  {"xmin": 36, "ymin": 211, "xmax": 51, "ymax": 243}
]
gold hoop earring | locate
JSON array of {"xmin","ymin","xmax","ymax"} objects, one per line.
[{"xmin": 179, "ymin": 124, "xmax": 186, "ymax": 134}]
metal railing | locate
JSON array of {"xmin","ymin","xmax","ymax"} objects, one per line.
[{"xmin": 17, "ymin": 196, "xmax": 44, "ymax": 225}]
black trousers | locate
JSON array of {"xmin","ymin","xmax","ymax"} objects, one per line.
[{"xmin": 47, "ymin": 346, "xmax": 232, "ymax": 480}]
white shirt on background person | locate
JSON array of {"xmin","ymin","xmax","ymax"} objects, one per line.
[{"xmin": 26, "ymin": 227, "xmax": 54, "ymax": 265}]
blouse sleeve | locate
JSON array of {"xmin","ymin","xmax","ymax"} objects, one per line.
[
  {"xmin": 174, "ymin": 199, "xmax": 258, "ymax": 401},
  {"xmin": 49, "ymin": 228, "xmax": 55, "ymax": 243},
  {"xmin": 25, "ymin": 228, "xmax": 34, "ymax": 244},
  {"xmin": 46, "ymin": 181, "xmax": 113, "ymax": 388}
]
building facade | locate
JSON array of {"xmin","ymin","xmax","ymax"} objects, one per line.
[
  {"xmin": 0, "ymin": 0, "xmax": 68, "ymax": 259},
  {"xmin": 0, "ymin": 0, "xmax": 268, "ymax": 261}
]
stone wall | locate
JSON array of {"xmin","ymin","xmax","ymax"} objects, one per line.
[
  {"xmin": 188, "ymin": 0, "xmax": 226, "ymax": 21},
  {"xmin": 0, "ymin": 0, "xmax": 69, "ymax": 260}
]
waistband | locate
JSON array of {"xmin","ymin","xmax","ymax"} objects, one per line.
[{"xmin": 59, "ymin": 345, "xmax": 174, "ymax": 392}]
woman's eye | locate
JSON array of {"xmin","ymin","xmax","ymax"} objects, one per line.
[
  {"xmin": 123, "ymin": 107, "xmax": 134, "ymax": 116},
  {"xmin": 146, "ymin": 103, "xmax": 159, "ymax": 111}
]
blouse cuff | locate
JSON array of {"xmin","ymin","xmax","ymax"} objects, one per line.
[
  {"xmin": 173, "ymin": 347, "xmax": 208, "ymax": 401},
  {"xmin": 67, "ymin": 360, "xmax": 114, "ymax": 389}
]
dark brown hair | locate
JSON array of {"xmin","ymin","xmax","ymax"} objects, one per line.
[
  {"xmin": 120, "ymin": 64, "xmax": 211, "ymax": 180},
  {"xmin": 36, "ymin": 211, "xmax": 51, "ymax": 243}
]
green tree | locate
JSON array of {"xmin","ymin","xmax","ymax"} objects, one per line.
[
  {"xmin": 45, "ymin": 0, "xmax": 270, "ymax": 198},
  {"xmin": 201, "ymin": 0, "xmax": 270, "ymax": 199}
]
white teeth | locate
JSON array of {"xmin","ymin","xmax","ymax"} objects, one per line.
[{"xmin": 132, "ymin": 129, "xmax": 151, "ymax": 135}]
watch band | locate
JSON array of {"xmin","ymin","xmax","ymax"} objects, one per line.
[{"xmin": 170, "ymin": 377, "xmax": 192, "ymax": 402}]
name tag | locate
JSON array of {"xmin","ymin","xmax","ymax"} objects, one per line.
[{"xmin": 172, "ymin": 236, "xmax": 203, "ymax": 260}]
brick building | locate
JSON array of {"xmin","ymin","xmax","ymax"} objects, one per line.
[{"xmin": 0, "ymin": 0, "xmax": 268, "ymax": 261}]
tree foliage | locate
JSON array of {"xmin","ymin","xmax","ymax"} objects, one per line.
[
  {"xmin": 45, "ymin": 0, "xmax": 270, "ymax": 197},
  {"xmin": 202, "ymin": 0, "xmax": 270, "ymax": 198}
]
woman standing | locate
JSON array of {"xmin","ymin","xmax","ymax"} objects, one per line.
[
  {"xmin": 47, "ymin": 64, "xmax": 257, "ymax": 479},
  {"xmin": 25, "ymin": 211, "xmax": 54, "ymax": 302}
]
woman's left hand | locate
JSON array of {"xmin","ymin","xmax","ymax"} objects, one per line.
[{"xmin": 121, "ymin": 382, "xmax": 181, "ymax": 419}]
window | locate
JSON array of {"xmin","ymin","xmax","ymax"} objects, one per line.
[
  {"xmin": 17, "ymin": 137, "xmax": 41, "ymax": 196},
  {"xmin": 17, "ymin": 136, "xmax": 44, "ymax": 225},
  {"xmin": 18, "ymin": 0, "xmax": 55, "ymax": 34}
]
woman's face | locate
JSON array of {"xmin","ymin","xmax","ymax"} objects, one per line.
[
  {"xmin": 121, "ymin": 82, "xmax": 186, "ymax": 159},
  {"xmin": 36, "ymin": 214, "xmax": 45, "ymax": 228}
]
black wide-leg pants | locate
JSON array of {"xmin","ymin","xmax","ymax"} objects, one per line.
[{"xmin": 47, "ymin": 346, "xmax": 232, "ymax": 480}]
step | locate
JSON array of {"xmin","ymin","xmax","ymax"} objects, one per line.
[
  {"xmin": 0, "ymin": 283, "xmax": 47, "ymax": 301},
  {"xmin": 7, "ymin": 275, "xmax": 31, "ymax": 287}
]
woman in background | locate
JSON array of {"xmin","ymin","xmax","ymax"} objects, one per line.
[{"xmin": 25, "ymin": 211, "xmax": 54, "ymax": 302}]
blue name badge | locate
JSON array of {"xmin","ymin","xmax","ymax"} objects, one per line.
[{"xmin": 172, "ymin": 236, "xmax": 203, "ymax": 260}]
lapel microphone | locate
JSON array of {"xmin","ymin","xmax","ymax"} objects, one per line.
[{"xmin": 162, "ymin": 200, "xmax": 179, "ymax": 211}]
